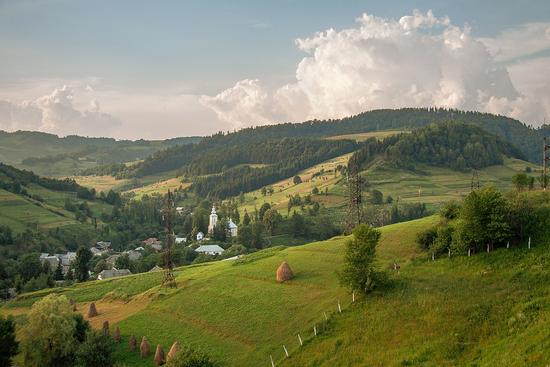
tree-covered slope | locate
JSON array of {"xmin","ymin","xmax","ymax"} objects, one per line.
[
  {"xmin": 121, "ymin": 108, "xmax": 548, "ymax": 179},
  {"xmin": 349, "ymin": 121, "xmax": 525, "ymax": 172}
]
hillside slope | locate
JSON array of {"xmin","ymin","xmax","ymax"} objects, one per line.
[
  {"xmin": 285, "ymin": 242, "xmax": 550, "ymax": 367},
  {"xmin": 3, "ymin": 215, "xmax": 548, "ymax": 366}
]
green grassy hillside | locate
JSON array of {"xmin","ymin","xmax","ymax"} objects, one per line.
[
  {"xmin": 2, "ymin": 215, "xmax": 548, "ymax": 366},
  {"xmin": 237, "ymin": 155, "xmax": 540, "ymax": 215},
  {"xmin": 2, "ymin": 217, "xmax": 435, "ymax": 366},
  {"xmin": 285, "ymin": 241, "xmax": 550, "ymax": 367}
]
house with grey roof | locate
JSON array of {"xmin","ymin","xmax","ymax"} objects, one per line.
[
  {"xmin": 195, "ymin": 244, "xmax": 225, "ymax": 256},
  {"xmin": 97, "ymin": 268, "xmax": 132, "ymax": 280}
]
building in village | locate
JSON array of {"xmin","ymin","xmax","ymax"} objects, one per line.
[
  {"xmin": 39, "ymin": 252, "xmax": 76, "ymax": 274},
  {"xmin": 90, "ymin": 241, "xmax": 112, "ymax": 256},
  {"xmin": 228, "ymin": 218, "xmax": 238, "ymax": 237},
  {"xmin": 207, "ymin": 205, "xmax": 238, "ymax": 238},
  {"xmin": 207, "ymin": 206, "xmax": 218, "ymax": 234},
  {"xmin": 97, "ymin": 268, "xmax": 132, "ymax": 280},
  {"xmin": 175, "ymin": 237, "xmax": 187, "ymax": 244},
  {"xmin": 196, "ymin": 231, "xmax": 205, "ymax": 241},
  {"xmin": 195, "ymin": 244, "xmax": 225, "ymax": 256}
]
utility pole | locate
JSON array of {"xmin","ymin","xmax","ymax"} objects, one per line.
[
  {"xmin": 161, "ymin": 190, "xmax": 177, "ymax": 288},
  {"xmin": 544, "ymin": 137, "xmax": 549, "ymax": 191}
]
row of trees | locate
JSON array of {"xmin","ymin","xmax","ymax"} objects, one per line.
[{"xmin": 417, "ymin": 187, "xmax": 550, "ymax": 255}]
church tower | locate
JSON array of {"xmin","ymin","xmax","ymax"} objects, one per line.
[{"xmin": 208, "ymin": 206, "xmax": 218, "ymax": 234}]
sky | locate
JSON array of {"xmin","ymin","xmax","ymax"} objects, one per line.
[{"xmin": 1, "ymin": 0, "xmax": 550, "ymax": 140}]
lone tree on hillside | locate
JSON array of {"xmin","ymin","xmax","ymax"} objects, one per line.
[
  {"xmin": 0, "ymin": 315, "xmax": 18, "ymax": 366},
  {"xmin": 339, "ymin": 224, "xmax": 382, "ymax": 294}
]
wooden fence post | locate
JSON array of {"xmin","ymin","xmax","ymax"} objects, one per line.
[
  {"xmin": 297, "ymin": 334, "xmax": 303, "ymax": 346},
  {"xmin": 352, "ymin": 291, "xmax": 355, "ymax": 303},
  {"xmin": 270, "ymin": 355, "xmax": 275, "ymax": 367},
  {"xmin": 324, "ymin": 312, "xmax": 328, "ymax": 321},
  {"xmin": 283, "ymin": 345, "xmax": 289, "ymax": 358},
  {"xmin": 338, "ymin": 301, "xmax": 342, "ymax": 313},
  {"xmin": 314, "ymin": 325, "xmax": 317, "ymax": 336}
]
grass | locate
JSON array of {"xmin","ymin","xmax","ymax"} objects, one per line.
[
  {"xmin": 284, "ymin": 241, "xmax": 550, "ymax": 367},
  {"xmin": 127, "ymin": 177, "xmax": 191, "ymax": 199},
  {"xmin": 0, "ymin": 188, "xmax": 77, "ymax": 231},
  {"xmin": 325, "ymin": 130, "xmax": 409, "ymax": 142},
  {"xmin": 236, "ymin": 155, "xmax": 542, "ymax": 216},
  {"xmin": 72, "ymin": 175, "xmax": 130, "ymax": 193},
  {"xmin": 1, "ymin": 216, "xmax": 436, "ymax": 366},
  {"xmin": 2, "ymin": 215, "xmax": 548, "ymax": 366}
]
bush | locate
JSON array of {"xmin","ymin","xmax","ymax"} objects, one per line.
[
  {"xmin": 75, "ymin": 331, "xmax": 114, "ymax": 367},
  {"xmin": 0, "ymin": 315, "xmax": 18, "ymax": 367},
  {"xmin": 416, "ymin": 227, "xmax": 437, "ymax": 250},
  {"xmin": 165, "ymin": 346, "xmax": 215, "ymax": 367}
]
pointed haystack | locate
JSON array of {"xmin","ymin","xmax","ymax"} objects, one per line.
[
  {"xmin": 129, "ymin": 335, "xmax": 137, "ymax": 351},
  {"xmin": 276, "ymin": 261, "xmax": 294, "ymax": 282},
  {"xmin": 140, "ymin": 336, "xmax": 150, "ymax": 358},
  {"xmin": 154, "ymin": 344, "xmax": 165, "ymax": 366},
  {"xmin": 114, "ymin": 327, "xmax": 121, "ymax": 343},
  {"xmin": 102, "ymin": 320, "xmax": 110, "ymax": 336},
  {"xmin": 88, "ymin": 302, "xmax": 98, "ymax": 317},
  {"xmin": 167, "ymin": 341, "xmax": 180, "ymax": 362}
]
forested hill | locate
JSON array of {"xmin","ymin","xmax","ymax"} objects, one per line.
[
  {"xmin": 113, "ymin": 108, "xmax": 546, "ymax": 179},
  {"xmin": 0, "ymin": 162, "xmax": 97, "ymax": 199},
  {"xmin": 0, "ymin": 130, "xmax": 201, "ymax": 167},
  {"xmin": 350, "ymin": 122, "xmax": 525, "ymax": 171}
]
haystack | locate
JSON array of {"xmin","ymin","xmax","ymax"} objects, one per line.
[
  {"xmin": 87, "ymin": 302, "xmax": 98, "ymax": 317},
  {"xmin": 140, "ymin": 336, "xmax": 150, "ymax": 358},
  {"xmin": 102, "ymin": 320, "xmax": 110, "ymax": 336},
  {"xmin": 154, "ymin": 344, "xmax": 165, "ymax": 366},
  {"xmin": 276, "ymin": 261, "xmax": 294, "ymax": 282},
  {"xmin": 114, "ymin": 327, "xmax": 121, "ymax": 343},
  {"xmin": 129, "ymin": 335, "xmax": 137, "ymax": 351},
  {"xmin": 167, "ymin": 341, "xmax": 180, "ymax": 362}
]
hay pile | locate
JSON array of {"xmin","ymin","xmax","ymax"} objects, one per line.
[
  {"xmin": 276, "ymin": 261, "xmax": 294, "ymax": 282},
  {"xmin": 154, "ymin": 344, "xmax": 165, "ymax": 366},
  {"xmin": 102, "ymin": 320, "xmax": 110, "ymax": 336},
  {"xmin": 167, "ymin": 341, "xmax": 180, "ymax": 362},
  {"xmin": 140, "ymin": 336, "xmax": 150, "ymax": 357},
  {"xmin": 87, "ymin": 302, "xmax": 98, "ymax": 317},
  {"xmin": 129, "ymin": 335, "xmax": 137, "ymax": 351},
  {"xmin": 114, "ymin": 327, "xmax": 121, "ymax": 343}
]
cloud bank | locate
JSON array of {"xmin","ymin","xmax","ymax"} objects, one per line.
[
  {"xmin": 201, "ymin": 10, "xmax": 549, "ymax": 129},
  {"xmin": 0, "ymin": 85, "xmax": 121, "ymax": 136}
]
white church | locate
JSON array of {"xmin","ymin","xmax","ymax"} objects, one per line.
[{"xmin": 207, "ymin": 206, "xmax": 238, "ymax": 238}]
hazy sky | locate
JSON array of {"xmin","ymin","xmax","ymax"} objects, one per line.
[{"xmin": 1, "ymin": 0, "xmax": 549, "ymax": 139}]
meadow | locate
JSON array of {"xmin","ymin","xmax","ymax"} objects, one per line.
[
  {"xmin": 2, "ymin": 213, "xmax": 548, "ymax": 366},
  {"xmin": 2, "ymin": 216, "xmax": 436, "ymax": 366},
  {"xmin": 236, "ymin": 154, "xmax": 541, "ymax": 216}
]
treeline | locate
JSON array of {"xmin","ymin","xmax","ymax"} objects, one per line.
[
  {"xmin": 417, "ymin": 188, "xmax": 550, "ymax": 256},
  {"xmin": 349, "ymin": 122, "xmax": 524, "ymax": 172},
  {"xmin": 121, "ymin": 108, "xmax": 548, "ymax": 179},
  {"xmin": 0, "ymin": 163, "xmax": 96, "ymax": 199},
  {"xmin": 191, "ymin": 139, "xmax": 358, "ymax": 198}
]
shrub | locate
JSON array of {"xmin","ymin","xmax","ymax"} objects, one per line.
[
  {"xmin": 165, "ymin": 346, "xmax": 215, "ymax": 367},
  {"xmin": 0, "ymin": 315, "xmax": 18, "ymax": 367},
  {"xmin": 75, "ymin": 331, "xmax": 114, "ymax": 367}
]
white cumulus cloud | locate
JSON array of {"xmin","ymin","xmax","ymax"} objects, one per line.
[
  {"xmin": 201, "ymin": 10, "xmax": 550, "ymax": 128},
  {"xmin": 0, "ymin": 85, "xmax": 121, "ymax": 136}
]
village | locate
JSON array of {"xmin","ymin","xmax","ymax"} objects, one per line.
[{"xmin": 37, "ymin": 206, "xmax": 238, "ymax": 281}]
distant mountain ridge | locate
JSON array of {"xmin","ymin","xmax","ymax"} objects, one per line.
[{"xmin": 0, "ymin": 130, "xmax": 202, "ymax": 176}]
